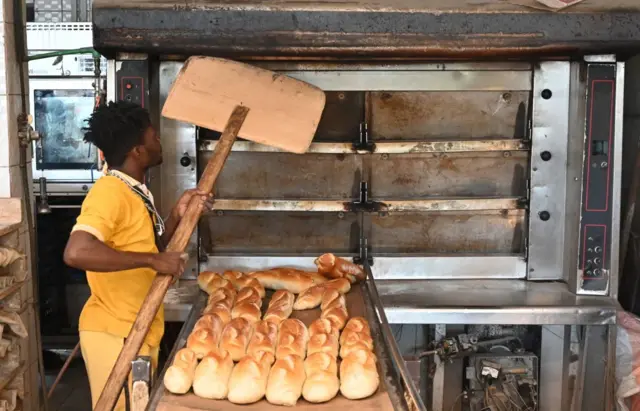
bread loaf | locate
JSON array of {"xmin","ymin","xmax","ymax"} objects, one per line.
[
  {"xmin": 231, "ymin": 302, "xmax": 261, "ymax": 323},
  {"xmin": 198, "ymin": 271, "xmax": 236, "ymax": 294},
  {"xmin": 235, "ymin": 276, "xmax": 266, "ymax": 298},
  {"xmin": 276, "ymin": 319, "xmax": 309, "ymax": 360},
  {"xmin": 192, "ymin": 313, "xmax": 224, "ymax": 345},
  {"xmin": 163, "ymin": 348, "xmax": 198, "ymax": 394},
  {"xmin": 278, "ymin": 318, "xmax": 308, "ymax": 340},
  {"xmin": 307, "ymin": 332, "xmax": 339, "ymax": 358},
  {"xmin": 341, "ymin": 317, "xmax": 371, "ymax": 340},
  {"xmin": 219, "ymin": 318, "xmax": 254, "ymax": 361},
  {"xmin": 308, "ymin": 318, "xmax": 339, "ymax": 340},
  {"xmin": 247, "ymin": 320, "xmax": 278, "ymax": 362},
  {"xmin": 339, "ymin": 331, "xmax": 374, "ymax": 358},
  {"xmin": 186, "ymin": 328, "xmax": 219, "ymax": 359},
  {"xmin": 202, "ymin": 302, "xmax": 232, "ymax": 324},
  {"xmin": 236, "ymin": 287, "xmax": 263, "ymax": 308},
  {"xmin": 293, "ymin": 278, "xmax": 351, "ymax": 311},
  {"xmin": 320, "ymin": 289, "xmax": 347, "ymax": 311},
  {"xmin": 320, "ymin": 304, "xmax": 348, "ymax": 330},
  {"xmin": 304, "ymin": 271, "xmax": 329, "ymax": 285},
  {"xmin": 339, "ymin": 349, "xmax": 379, "ymax": 400},
  {"xmin": 250, "ymin": 269, "xmax": 315, "ymax": 294},
  {"xmin": 222, "ymin": 270, "xmax": 245, "ymax": 285},
  {"xmin": 265, "ymin": 354, "xmax": 306, "ymax": 406},
  {"xmin": 227, "ymin": 351, "xmax": 273, "ymax": 404},
  {"xmin": 302, "ymin": 352, "xmax": 339, "ymax": 403},
  {"xmin": 314, "ymin": 253, "xmax": 366, "ymax": 284},
  {"xmin": 263, "ymin": 290, "xmax": 294, "ymax": 325},
  {"xmin": 192, "ymin": 348, "xmax": 234, "ymax": 399},
  {"xmin": 207, "ymin": 287, "xmax": 236, "ymax": 310}
]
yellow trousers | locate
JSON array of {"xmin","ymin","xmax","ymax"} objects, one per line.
[{"xmin": 80, "ymin": 331, "xmax": 159, "ymax": 411}]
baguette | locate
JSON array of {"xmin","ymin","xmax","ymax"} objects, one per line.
[
  {"xmin": 265, "ymin": 354, "xmax": 306, "ymax": 406},
  {"xmin": 293, "ymin": 279, "xmax": 351, "ymax": 311},
  {"xmin": 314, "ymin": 253, "xmax": 366, "ymax": 283},
  {"xmin": 339, "ymin": 349, "xmax": 379, "ymax": 400},
  {"xmin": 308, "ymin": 318, "xmax": 339, "ymax": 340},
  {"xmin": 247, "ymin": 320, "xmax": 278, "ymax": 363},
  {"xmin": 163, "ymin": 348, "xmax": 198, "ymax": 394},
  {"xmin": 302, "ymin": 352, "xmax": 339, "ymax": 403},
  {"xmin": 231, "ymin": 302, "xmax": 261, "ymax": 324},
  {"xmin": 320, "ymin": 304, "xmax": 348, "ymax": 330},
  {"xmin": 263, "ymin": 290, "xmax": 294, "ymax": 325},
  {"xmin": 227, "ymin": 351, "xmax": 273, "ymax": 404},
  {"xmin": 236, "ymin": 287, "xmax": 263, "ymax": 308},
  {"xmin": 207, "ymin": 287, "xmax": 236, "ymax": 310},
  {"xmin": 339, "ymin": 331, "xmax": 374, "ymax": 358},
  {"xmin": 276, "ymin": 319, "xmax": 309, "ymax": 360},
  {"xmin": 307, "ymin": 332, "xmax": 339, "ymax": 358},
  {"xmin": 320, "ymin": 289, "xmax": 346, "ymax": 311},
  {"xmin": 202, "ymin": 302, "xmax": 232, "ymax": 324},
  {"xmin": 219, "ymin": 318, "xmax": 254, "ymax": 361},
  {"xmin": 250, "ymin": 269, "xmax": 315, "ymax": 294},
  {"xmin": 186, "ymin": 328, "xmax": 219, "ymax": 359},
  {"xmin": 198, "ymin": 271, "xmax": 235, "ymax": 294},
  {"xmin": 192, "ymin": 348, "xmax": 234, "ymax": 399},
  {"xmin": 304, "ymin": 271, "xmax": 329, "ymax": 285}
]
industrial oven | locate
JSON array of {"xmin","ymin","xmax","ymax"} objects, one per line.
[{"xmin": 92, "ymin": 0, "xmax": 640, "ymax": 409}]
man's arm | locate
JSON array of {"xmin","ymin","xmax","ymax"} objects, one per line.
[{"xmin": 64, "ymin": 231, "xmax": 185, "ymax": 275}]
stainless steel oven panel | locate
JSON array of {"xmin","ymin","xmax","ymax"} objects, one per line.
[{"xmin": 30, "ymin": 77, "xmax": 102, "ymax": 184}]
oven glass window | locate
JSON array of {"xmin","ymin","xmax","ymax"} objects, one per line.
[{"xmin": 34, "ymin": 89, "xmax": 96, "ymax": 170}]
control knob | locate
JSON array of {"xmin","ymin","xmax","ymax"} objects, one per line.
[{"xmin": 180, "ymin": 153, "xmax": 192, "ymax": 168}]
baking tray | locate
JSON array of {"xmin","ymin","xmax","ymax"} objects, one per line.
[{"xmin": 148, "ymin": 265, "xmax": 426, "ymax": 411}]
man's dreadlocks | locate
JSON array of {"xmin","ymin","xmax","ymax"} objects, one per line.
[{"xmin": 83, "ymin": 101, "xmax": 151, "ymax": 167}]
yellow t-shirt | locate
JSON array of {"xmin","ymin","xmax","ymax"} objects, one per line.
[{"xmin": 72, "ymin": 174, "xmax": 164, "ymax": 348}]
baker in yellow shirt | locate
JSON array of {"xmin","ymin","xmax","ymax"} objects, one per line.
[{"xmin": 63, "ymin": 101, "xmax": 210, "ymax": 410}]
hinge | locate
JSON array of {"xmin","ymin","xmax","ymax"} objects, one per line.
[
  {"xmin": 525, "ymin": 118, "xmax": 532, "ymax": 142},
  {"xmin": 353, "ymin": 122, "xmax": 374, "ymax": 152},
  {"xmin": 353, "ymin": 236, "xmax": 373, "ymax": 266}
]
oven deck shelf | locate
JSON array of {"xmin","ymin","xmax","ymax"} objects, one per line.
[{"xmin": 164, "ymin": 280, "xmax": 618, "ymax": 325}]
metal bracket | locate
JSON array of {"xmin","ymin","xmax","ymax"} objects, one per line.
[
  {"xmin": 17, "ymin": 113, "xmax": 39, "ymax": 147},
  {"xmin": 131, "ymin": 356, "xmax": 151, "ymax": 411},
  {"xmin": 353, "ymin": 122, "xmax": 374, "ymax": 152}
]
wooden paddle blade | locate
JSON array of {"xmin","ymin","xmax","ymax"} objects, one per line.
[{"xmin": 161, "ymin": 56, "xmax": 326, "ymax": 154}]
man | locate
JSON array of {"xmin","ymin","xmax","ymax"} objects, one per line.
[{"xmin": 63, "ymin": 101, "xmax": 209, "ymax": 410}]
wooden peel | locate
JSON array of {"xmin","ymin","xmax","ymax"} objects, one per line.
[{"xmin": 94, "ymin": 56, "xmax": 325, "ymax": 411}]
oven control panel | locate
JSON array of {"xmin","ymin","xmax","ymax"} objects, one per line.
[
  {"xmin": 115, "ymin": 60, "xmax": 148, "ymax": 108},
  {"xmin": 577, "ymin": 62, "xmax": 617, "ymax": 295}
]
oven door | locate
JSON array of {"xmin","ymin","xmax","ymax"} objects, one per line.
[{"xmin": 30, "ymin": 78, "xmax": 102, "ymax": 185}]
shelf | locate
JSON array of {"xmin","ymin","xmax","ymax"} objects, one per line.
[
  {"xmin": 378, "ymin": 280, "xmax": 619, "ymax": 325},
  {"xmin": 0, "ymin": 199, "xmax": 22, "ymax": 238},
  {"xmin": 0, "ymin": 283, "xmax": 23, "ymax": 302},
  {"xmin": 208, "ymin": 197, "xmax": 523, "ymax": 213},
  {"xmin": 200, "ymin": 138, "xmax": 528, "ymax": 154},
  {"xmin": 0, "ymin": 361, "xmax": 25, "ymax": 392}
]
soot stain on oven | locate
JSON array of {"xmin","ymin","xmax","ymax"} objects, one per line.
[{"xmin": 343, "ymin": 200, "xmax": 388, "ymax": 213}]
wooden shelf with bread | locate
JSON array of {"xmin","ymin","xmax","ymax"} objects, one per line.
[
  {"xmin": 148, "ymin": 253, "xmax": 421, "ymax": 411},
  {"xmin": 0, "ymin": 198, "xmax": 33, "ymax": 411}
]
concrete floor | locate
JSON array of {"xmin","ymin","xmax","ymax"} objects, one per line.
[{"xmin": 45, "ymin": 356, "xmax": 92, "ymax": 411}]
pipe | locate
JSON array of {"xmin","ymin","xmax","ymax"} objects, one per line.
[{"xmin": 26, "ymin": 47, "xmax": 100, "ymax": 61}]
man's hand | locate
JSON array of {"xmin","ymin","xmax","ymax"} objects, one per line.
[
  {"xmin": 148, "ymin": 252, "xmax": 188, "ymax": 279},
  {"xmin": 172, "ymin": 189, "xmax": 212, "ymax": 219}
]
